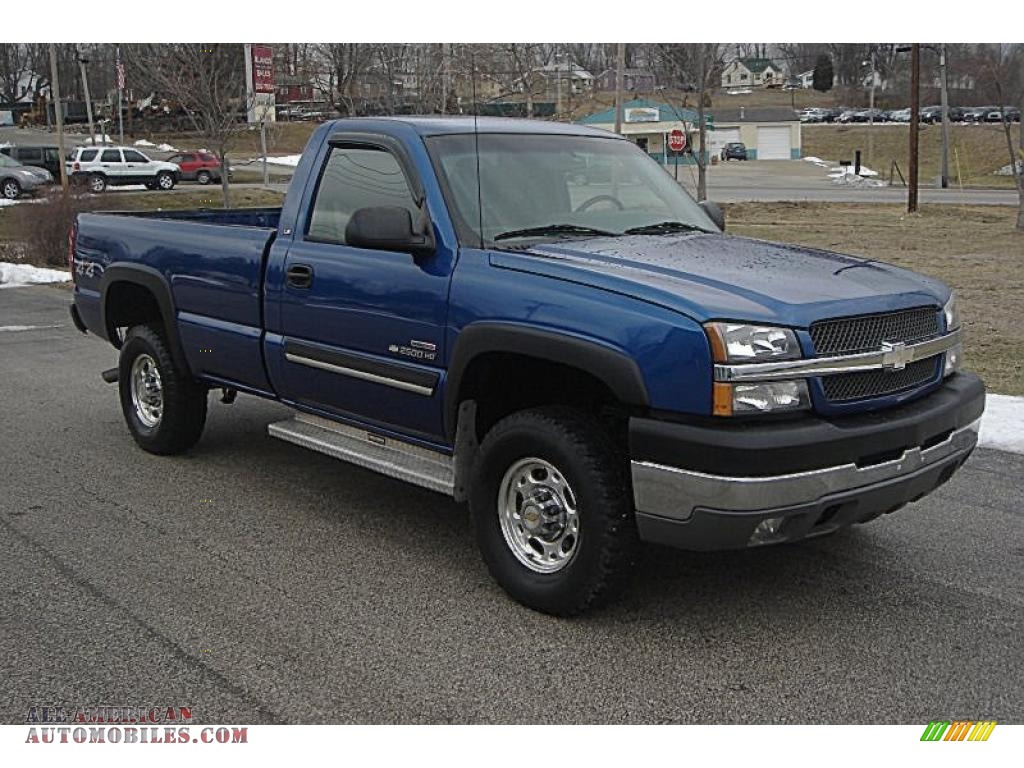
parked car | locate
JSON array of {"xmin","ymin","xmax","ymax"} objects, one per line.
[
  {"xmin": 720, "ymin": 142, "xmax": 748, "ymax": 161},
  {"xmin": 67, "ymin": 146, "xmax": 180, "ymax": 193},
  {"xmin": 0, "ymin": 144, "xmax": 64, "ymax": 178},
  {"xmin": 0, "ymin": 151, "xmax": 54, "ymax": 199},
  {"xmin": 984, "ymin": 107, "xmax": 1021, "ymax": 123},
  {"xmin": 963, "ymin": 106, "xmax": 995, "ymax": 123},
  {"xmin": 69, "ymin": 117, "xmax": 985, "ymax": 616},
  {"xmin": 165, "ymin": 151, "xmax": 230, "ymax": 185},
  {"xmin": 837, "ymin": 109, "xmax": 862, "ymax": 123}
]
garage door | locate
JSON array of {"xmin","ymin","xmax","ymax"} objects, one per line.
[
  {"xmin": 756, "ymin": 126, "xmax": 791, "ymax": 160},
  {"xmin": 710, "ymin": 128, "xmax": 740, "ymax": 155}
]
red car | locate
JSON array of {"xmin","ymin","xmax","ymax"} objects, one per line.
[{"xmin": 166, "ymin": 151, "xmax": 230, "ymax": 185}]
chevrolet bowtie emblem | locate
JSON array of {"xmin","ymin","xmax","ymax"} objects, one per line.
[{"xmin": 881, "ymin": 340, "xmax": 911, "ymax": 370}]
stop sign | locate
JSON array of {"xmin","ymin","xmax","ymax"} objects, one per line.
[{"xmin": 668, "ymin": 129, "xmax": 687, "ymax": 152}]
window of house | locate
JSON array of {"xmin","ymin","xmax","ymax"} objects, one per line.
[{"xmin": 307, "ymin": 145, "xmax": 419, "ymax": 244}]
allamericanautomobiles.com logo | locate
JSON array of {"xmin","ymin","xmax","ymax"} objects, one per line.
[
  {"xmin": 920, "ymin": 720, "xmax": 997, "ymax": 742},
  {"xmin": 23, "ymin": 705, "xmax": 247, "ymax": 745}
]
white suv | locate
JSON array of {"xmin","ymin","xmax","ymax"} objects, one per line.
[{"xmin": 67, "ymin": 146, "xmax": 180, "ymax": 193}]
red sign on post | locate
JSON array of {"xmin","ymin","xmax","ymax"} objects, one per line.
[
  {"xmin": 668, "ymin": 129, "xmax": 687, "ymax": 153},
  {"xmin": 250, "ymin": 44, "xmax": 275, "ymax": 94}
]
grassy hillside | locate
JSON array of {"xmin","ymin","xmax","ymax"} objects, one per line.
[{"xmin": 803, "ymin": 123, "xmax": 1022, "ymax": 187}]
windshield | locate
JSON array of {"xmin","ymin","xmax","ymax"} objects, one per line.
[
  {"xmin": 426, "ymin": 133, "xmax": 718, "ymax": 246},
  {"xmin": 0, "ymin": 153, "xmax": 21, "ymax": 168}
]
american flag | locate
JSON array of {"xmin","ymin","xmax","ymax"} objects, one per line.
[{"xmin": 115, "ymin": 49, "xmax": 125, "ymax": 90}]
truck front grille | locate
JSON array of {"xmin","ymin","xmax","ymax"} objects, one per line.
[
  {"xmin": 810, "ymin": 306, "xmax": 940, "ymax": 356},
  {"xmin": 822, "ymin": 358, "xmax": 939, "ymax": 403}
]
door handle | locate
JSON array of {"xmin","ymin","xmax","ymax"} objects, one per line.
[{"xmin": 286, "ymin": 264, "xmax": 313, "ymax": 288}]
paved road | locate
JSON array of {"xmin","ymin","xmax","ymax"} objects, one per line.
[{"xmin": 1, "ymin": 285, "xmax": 1022, "ymax": 724}]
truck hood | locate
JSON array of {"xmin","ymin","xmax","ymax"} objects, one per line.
[{"xmin": 490, "ymin": 232, "xmax": 950, "ymax": 327}]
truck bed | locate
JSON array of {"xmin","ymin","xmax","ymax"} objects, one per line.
[{"xmin": 73, "ymin": 207, "xmax": 282, "ymax": 394}]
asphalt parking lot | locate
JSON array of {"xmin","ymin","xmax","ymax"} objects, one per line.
[{"xmin": 1, "ymin": 285, "xmax": 1022, "ymax": 724}]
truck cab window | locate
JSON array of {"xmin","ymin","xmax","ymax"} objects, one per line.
[{"xmin": 307, "ymin": 146, "xmax": 419, "ymax": 244}]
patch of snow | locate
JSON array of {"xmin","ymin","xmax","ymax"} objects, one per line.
[
  {"xmin": 0, "ymin": 262, "xmax": 71, "ymax": 288},
  {"xmin": 978, "ymin": 394, "xmax": 1024, "ymax": 455},
  {"xmin": 262, "ymin": 154, "xmax": 302, "ymax": 167},
  {"xmin": 134, "ymin": 139, "xmax": 156, "ymax": 147},
  {"xmin": 156, "ymin": 143, "xmax": 178, "ymax": 152},
  {"xmin": 726, "ymin": 88, "xmax": 752, "ymax": 95},
  {"xmin": 0, "ymin": 324, "xmax": 61, "ymax": 332},
  {"xmin": 994, "ymin": 161, "xmax": 1023, "ymax": 177},
  {"xmin": 827, "ymin": 164, "xmax": 885, "ymax": 187},
  {"xmin": 803, "ymin": 156, "xmax": 832, "ymax": 168},
  {"xmin": 78, "ymin": 133, "xmax": 113, "ymax": 145}
]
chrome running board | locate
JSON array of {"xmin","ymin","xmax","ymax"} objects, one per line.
[{"xmin": 268, "ymin": 412, "xmax": 454, "ymax": 495}]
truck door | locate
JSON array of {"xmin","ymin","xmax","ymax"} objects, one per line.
[{"xmin": 270, "ymin": 139, "xmax": 454, "ymax": 442}]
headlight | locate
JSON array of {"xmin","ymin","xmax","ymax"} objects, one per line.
[
  {"xmin": 705, "ymin": 322, "xmax": 801, "ymax": 363},
  {"xmin": 943, "ymin": 292, "xmax": 960, "ymax": 331},
  {"xmin": 713, "ymin": 380, "xmax": 810, "ymax": 416}
]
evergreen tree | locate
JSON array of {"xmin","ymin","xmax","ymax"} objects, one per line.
[{"xmin": 812, "ymin": 55, "xmax": 834, "ymax": 92}]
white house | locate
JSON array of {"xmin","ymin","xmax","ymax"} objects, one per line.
[{"xmin": 721, "ymin": 58, "xmax": 782, "ymax": 88}]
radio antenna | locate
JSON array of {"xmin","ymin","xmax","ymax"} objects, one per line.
[{"xmin": 469, "ymin": 45, "xmax": 484, "ymax": 249}]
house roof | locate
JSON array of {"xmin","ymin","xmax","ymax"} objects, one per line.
[
  {"xmin": 578, "ymin": 98, "xmax": 701, "ymax": 125},
  {"xmin": 596, "ymin": 68, "xmax": 656, "ymax": 79},
  {"xmin": 735, "ymin": 58, "xmax": 778, "ymax": 74}
]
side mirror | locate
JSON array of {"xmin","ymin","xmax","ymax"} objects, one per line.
[
  {"xmin": 345, "ymin": 206, "xmax": 435, "ymax": 257},
  {"xmin": 699, "ymin": 200, "xmax": 725, "ymax": 231}
]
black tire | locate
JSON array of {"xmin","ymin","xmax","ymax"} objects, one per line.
[
  {"xmin": 88, "ymin": 173, "xmax": 106, "ymax": 193},
  {"xmin": 118, "ymin": 325, "xmax": 207, "ymax": 455},
  {"xmin": 156, "ymin": 171, "xmax": 175, "ymax": 191},
  {"xmin": 469, "ymin": 407, "xmax": 638, "ymax": 616},
  {"xmin": 196, "ymin": 170, "xmax": 212, "ymax": 185}
]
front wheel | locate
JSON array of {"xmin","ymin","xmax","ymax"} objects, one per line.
[
  {"xmin": 469, "ymin": 407, "xmax": 638, "ymax": 616},
  {"xmin": 1, "ymin": 178, "xmax": 20, "ymax": 199},
  {"xmin": 156, "ymin": 171, "xmax": 175, "ymax": 190},
  {"xmin": 118, "ymin": 325, "xmax": 207, "ymax": 455}
]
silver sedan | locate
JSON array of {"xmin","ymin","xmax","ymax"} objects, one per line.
[{"xmin": 0, "ymin": 152, "xmax": 54, "ymax": 199}]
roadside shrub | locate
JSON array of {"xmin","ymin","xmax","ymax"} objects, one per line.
[{"xmin": 4, "ymin": 191, "xmax": 106, "ymax": 268}]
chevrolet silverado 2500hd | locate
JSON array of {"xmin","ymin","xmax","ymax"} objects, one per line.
[{"xmin": 69, "ymin": 117, "xmax": 985, "ymax": 615}]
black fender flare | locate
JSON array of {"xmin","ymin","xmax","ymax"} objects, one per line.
[
  {"xmin": 444, "ymin": 322, "xmax": 649, "ymax": 440},
  {"xmin": 99, "ymin": 263, "xmax": 191, "ymax": 375}
]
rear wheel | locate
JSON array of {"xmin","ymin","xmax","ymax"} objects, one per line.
[
  {"xmin": 88, "ymin": 174, "xmax": 106, "ymax": 193},
  {"xmin": 469, "ymin": 407, "xmax": 638, "ymax": 616},
  {"xmin": 1, "ymin": 178, "xmax": 19, "ymax": 199},
  {"xmin": 118, "ymin": 325, "xmax": 207, "ymax": 455},
  {"xmin": 196, "ymin": 170, "xmax": 212, "ymax": 185},
  {"xmin": 156, "ymin": 171, "xmax": 175, "ymax": 190}
]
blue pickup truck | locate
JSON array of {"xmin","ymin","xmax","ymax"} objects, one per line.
[{"xmin": 70, "ymin": 117, "xmax": 984, "ymax": 615}]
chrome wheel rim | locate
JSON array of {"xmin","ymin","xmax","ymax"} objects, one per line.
[
  {"xmin": 158, "ymin": 174, "xmax": 173, "ymax": 189},
  {"xmin": 2, "ymin": 181, "xmax": 17, "ymax": 199},
  {"xmin": 130, "ymin": 354, "xmax": 163, "ymax": 428},
  {"xmin": 498, "ymin": 457, "xmax": 580, "ymax": 573},
  {"xmin": 89, "ymin": 177, "xmax": 104, "ymax": 193}
]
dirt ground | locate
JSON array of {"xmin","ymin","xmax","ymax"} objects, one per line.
[{"xmin": 727, "ymin": 201, "xmax": 1024, "ymax": 395}]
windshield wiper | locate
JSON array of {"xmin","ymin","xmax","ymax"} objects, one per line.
[
  {"xmin": 493, "ymin": 224, "xmax": 618, "ymax": 241},
  {"xmin": 623, "ymin": 221, "xmax": 706, "ymax": 235}
]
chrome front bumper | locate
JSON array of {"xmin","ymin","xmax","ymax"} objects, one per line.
[{"xmin": 631, "ymin": 418, "xmax": 980, "ymax": 550}]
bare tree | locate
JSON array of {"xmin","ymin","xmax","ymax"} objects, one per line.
[
  {"xmin": 125, "ymin": 44, "xmax": 252, "ymax": 208},
  {"xmin": 982, "ymin": 44, "xmax": 1024, "ymax": 230},
  {"xmin": 656, "ymin": 44, "xmax": 726, "ymax": 200},
  {"xmin": 313, "ymin": 44, "xmax": 373, "ymax": 116}
]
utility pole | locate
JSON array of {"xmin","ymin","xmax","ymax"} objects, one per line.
[
  {"xmin": 48, "ymin": 45, "xmax": 69, "ymax": 192},
  {"xmin": 260, "ymin": 118, "xmax": 269, "ymax": 187},
  {"xmin": 939, "ymin": 44, "xmax": 950, "ymax": 188},
  {"xmin": 613, "ymin": 43, "xmax": 625, "ymax": 135},
  {"xmin": 866, "ymin": 49, "xmax": 876, "ymax": 168},
  {"xmin": 908, "ymin": 43, "xmax": 920, "ymax": 213},
  {"xmin": 78, "ymin": 55, "xmax": 96, "ymax": 145}
]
